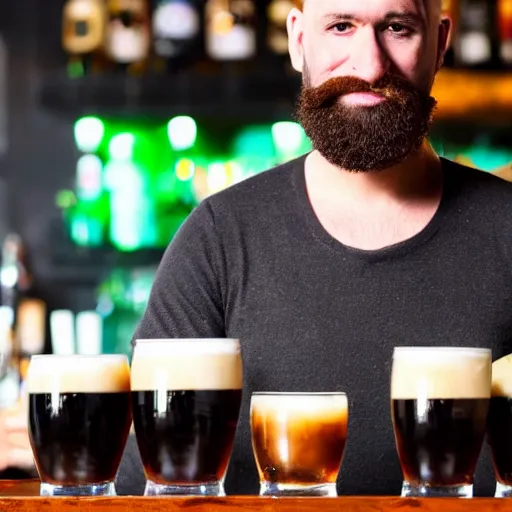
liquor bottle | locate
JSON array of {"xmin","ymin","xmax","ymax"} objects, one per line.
[
  {"xmin": 0, "ymin": 234, "xmax": 32, "ymax": 330},
  {"xmin": 454, "ymin": 0, "xmax": 496, "ymax": 69},
  {"xmin": 72, "ymin": 154, "xmax": 108, "ymax": 247},
  {"xmin": 151, "ymin": 0, "xmax": 203, "ymax": 72},
  {"xmin": 15, "ymin": 298, "xmax": 46, "ymax": 381},
  {"xmin": 62, "ymin": 0, "xmax": 108, "ymax": 77},
  {"xmin": 498, "ymin": 0, "xmax": 512, "ymax": 67},
  {"xmin": 104, "ymin": 0, "xmax": 151, "ymax": 74},
  {"xmin": 0, "ymin": 234, "xmax": 46, "ymax": 400},
  {"xmin": 205, "ymin": 0, "xmax": 257, "ymax": 62}
]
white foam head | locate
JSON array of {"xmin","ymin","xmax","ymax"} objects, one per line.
[
  {"xmin": 131, "ymin": 339, "xmax": 243, "ymax": 391},
  {"xmin": 391, "ymin": 347, "xmax": 491, "ymax": 400},
  {"xmin": 492, "ymin": 353, "xmax": 512, "ymax": 397},
  {"xmin": 250, "ymin": 392, "xmax": 348, "ymax": 423},
  {"xmin": 26, "ymin": 354, "xmax": 130, "ymax": 394}
]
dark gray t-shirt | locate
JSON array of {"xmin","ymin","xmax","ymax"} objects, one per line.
[{"xmin": 127, "ymin": 154, "xmax": 512, "ymax": 496}]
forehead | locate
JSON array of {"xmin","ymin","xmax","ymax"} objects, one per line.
[{"xmin": 303, "ymin": 0, "xmax": 437, "ymax": 21}]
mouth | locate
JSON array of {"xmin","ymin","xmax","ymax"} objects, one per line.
[{"xmin": 341, "ymin": 92, "xmax": 386, "ymax": 107}]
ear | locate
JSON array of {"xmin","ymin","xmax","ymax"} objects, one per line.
[
  {"xmin": 287, "ymin": 7, "xmax": 305, "ymax": 73},
  {"xmin": 436, "ymin": 17, "xmax": 452, "ymax": 71}
]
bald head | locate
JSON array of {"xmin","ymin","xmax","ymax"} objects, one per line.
[{"xmin": 302, "ymin": 0, "xmax": 444, "ymax": 19}]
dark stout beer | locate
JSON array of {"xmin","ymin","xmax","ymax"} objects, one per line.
[
  {"xmin": 30, "ymin": 392, "xmax": 131, "ymax": 484},
  {"xmin": 391, "ymin": 347, "xmax": 491, "ymax": 495},
  {"xmin": 488, "ymin": 354, "xmax": 512, "ymax": 486},
  {"xmin": 132, "ymin": 389, "xmax": 241, "ymax": 483},
  {"xmin": 27, "ymin": 355, "xmax": 132, "ymax": 487},
  {"xmin": 488, "ymin": 397, "xmax": 512, "ymax": 485},
  {"xmin": 392, "ymin": 398, "xmax": 488, "ymax": 486},
  {"xmin": 250, "ymin": 393, "xmax": 348, "ymax": 488},
  {"xmin": 131, "ymin": 339, "xmax": 243, "ymax": 492}
]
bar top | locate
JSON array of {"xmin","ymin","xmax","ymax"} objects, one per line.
[{"xmin": 0, "ymin": 480, "xmax": 506, "ymax": 511}]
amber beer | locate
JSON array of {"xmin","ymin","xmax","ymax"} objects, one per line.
[
  {"xmin": 131, "ymin": 339, "xmax": 243, "ymax": 496},
  {"xmin": 250, "ymin": 392, "xmax": 348, "ymax": 497},
  {"xmin": 27, "ymin": 355, "xmax": 132, "ymax": 496},
  {"xmin": 391, "ymin": 347, "xmax": 491, "ymax": 498},
  {"xmin": 488, "ymin": 353, "xmax": 512, "ymax": 497}
]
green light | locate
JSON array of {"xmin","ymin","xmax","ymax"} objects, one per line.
[
  {"xmin": 76, "ymin": 155, "xmax": 103, "ymax": 200},
  {"xmin": 71, "ymin": 216, "xmax": 90, "ymax": 246},
  {"xmin": 175, "ymin": 158, "xmax": 195, "ymax": 181},
  {"xmin": 271, "ymin": 121, "xmax": 305, "ymax": 156},
  {"xmin": 70, "ymin": 215, "xmax": 102, "ymax": 247},
  {"xmin": 232, "ymin": 125, "xmax": 275, "ymax": 157},
  {"xmin": 167, "ymin": 116, "xmax": 197, "ymax": 150},
  {"xmin": 107, "ymin": 161, "xmax": 156, "ymax": 251},
  {"xmin": 110, "ymin": 188, "xmax": 143, "ymax": 251},
  {"xmin": 108, "ymin": 133, "xmax": 135, "ymax": 161},
  {"xmin": 55, "ymin": 190, "xmax": 77, "ymax": 209},
  {"xmin": 74, "ymin": 117, "xmax": 104, "ymax": 153}
]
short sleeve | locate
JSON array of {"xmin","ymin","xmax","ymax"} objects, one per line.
[{"xmin": 132, "ymin": 200, "xmax": 226, "ymax": 342}]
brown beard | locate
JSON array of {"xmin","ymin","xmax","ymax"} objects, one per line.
[{"xmin": 295, "ymin": 73, "xmax": 437, "ymax": 172}]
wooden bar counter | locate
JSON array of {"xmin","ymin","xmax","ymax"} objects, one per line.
[{"xmin": 0, "ymin": 480, "xmax": 510, "ymax": 512}]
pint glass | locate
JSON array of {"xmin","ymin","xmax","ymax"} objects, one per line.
[
  {"xmin": 131, "ymin": 339, "xmax": 243, "ymax": 496},
  {"xmin": 488, "ymin": 353, "xmax": 512, "ymax": 497},
  {"xmin": 26, "ymin": 355, "xmax": 132, "ymax": 496},
  {"xmin": 250, "ymin": 392, "xmax": 348, "ymax": 497},
  {"xmin": 391, "ymin": 347, "xmax": 491, "ymax": 498}
]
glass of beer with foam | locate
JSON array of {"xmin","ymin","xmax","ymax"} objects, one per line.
[
  {"xmin": 26, "ymin": 355, "xmax": 132, "ymax": 496},
  {"xmin": 131, "ymin": 339, "xmax": 243, "ymax": 496},
  {"xmin": 250, "ymin": 392, "xmax": 348, "ymax": 497},
  {"xmin": 391, "ymin": 347, "xmax": 491, "ymax": 498},
  {"xmin": 488, "ymin": 353, "xmax": 512, "ymax": 498}
]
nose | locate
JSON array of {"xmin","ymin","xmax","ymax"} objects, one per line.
[{"xmin": 349, "ymin": 27, "xmax": 389, "ymax": 84}]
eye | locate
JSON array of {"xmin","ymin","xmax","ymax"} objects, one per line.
[
  {"xmin": 388, "ymin": 23, "xmax": 413, "ymax": 36},
  {"xmin": 331, "ymin": 22, "xmax": 354, "ymax": 33}
]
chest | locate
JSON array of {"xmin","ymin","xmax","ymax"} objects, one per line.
[
  {"xmin": 309, "ymin": 197, "xmax": 441, "ymax": 252},
  {"xmin": 225, "ymin": 243, "xmax": 512, "ymax": 394}
]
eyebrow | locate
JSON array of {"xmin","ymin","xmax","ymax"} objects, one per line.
[
  {"xmin": 383, "ymin": 12, "xmax": 426, "ymax": 27},
  {"xmin": 321, "ymin": 11, "xmax": 426, "ymax": 28}
]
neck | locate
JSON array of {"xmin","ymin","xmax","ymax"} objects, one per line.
[
  {"xmin": 305, "ymin": 140, "xmax": 442, "ymax": 206},
  {"xmin": 303, "ymin": 140, "xmax": 445, "ymax": 250}
]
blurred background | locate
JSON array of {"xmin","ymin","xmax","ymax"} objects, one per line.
[{"xmin": 0, "ymin": 0, "xmax": 511, "ymax": 416}]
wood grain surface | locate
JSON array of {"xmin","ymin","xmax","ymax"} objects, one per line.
[{"xmin": 0, "ymin": 480, "xmax": 509, "ymax": 511}]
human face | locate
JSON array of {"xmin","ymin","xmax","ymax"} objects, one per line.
[
  {"xmin": 288, "ymin": 0, "xmax": 450, "ymax": 171},
  {"xmin": 288, "ymin": 0, "xmax": 449, "ymax": 98}
]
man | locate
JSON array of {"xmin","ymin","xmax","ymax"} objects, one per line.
[{"xmin": 128, "ymin": 0, "xmax": 512, "ymax": 496}]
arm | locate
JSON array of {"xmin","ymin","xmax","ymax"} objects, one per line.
[{"xmin": 133, "ymin": 200, "xmax": 226, "ymax": 341}]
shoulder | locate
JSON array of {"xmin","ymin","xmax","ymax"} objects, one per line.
[
  {"xmin": 443, "ymin": 157, "xmax": 512, "ymax": 205},
  {"xmin": 442, "ymin": 158, "xmax": 512, "ymax": 253}
]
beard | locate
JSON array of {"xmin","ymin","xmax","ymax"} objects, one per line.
[{"xmin": 295, "ymin": 69, "xmax": 437, "ymax": 172}]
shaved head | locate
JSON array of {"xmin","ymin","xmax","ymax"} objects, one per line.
[{"xmin": 302, "ymin": 0, "xmax": 443, "ymax": 12}]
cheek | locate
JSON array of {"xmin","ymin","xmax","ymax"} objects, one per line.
[
  {"xmin": 406, "ymin": 48, "xmax": 439, "ymax": 92},
  {"xmin": 303, "ymin": 41, "xmax": 350, "ymax": 86},
  {"xmin": 383, "ymin": 39, "xmax": 433, "ymax": 85},
  {"xmin": 382, "ymin": 37, "xmax": 421, "ymax": 68}
]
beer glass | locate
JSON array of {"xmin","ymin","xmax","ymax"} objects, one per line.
[
  {"xmin": 391, "ymin": 347, "xmax": 491, "ymax": 498},
  {"xmin": 250, "ymin": 392, "xmax": 348, "ymax": 497},
  {"xmin": 487, "ymin": 353, "xmax": 512, "ymax": 497},
  {"xmin": 131, "ymin": 338, "xmax": 243, "ymax": 496},
  {"xmin": 26, "ymin": 355, "xmax": 132, "ymax": 496}
]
